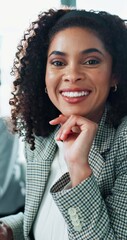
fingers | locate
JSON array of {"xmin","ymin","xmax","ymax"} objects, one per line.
[
  {"xmin": 55, "ymin": 115, "xmax": 98, "ymax": 142},
  {"xmin": 49, "ymin": 114, "xmax": 98, "ymax": 143},
  {"xmin": 49, "ymin": 114, "xmax": 67, "ymax": 126}
]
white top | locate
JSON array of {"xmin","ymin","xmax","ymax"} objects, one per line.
[{"xmin": 33, "ymin": 140, "xmax": 69, "ymax": 240}]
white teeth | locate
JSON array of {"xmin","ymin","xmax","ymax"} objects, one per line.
[{"xmin": 62, "ymin": 91, "xmax": 89, "ymax": 98}]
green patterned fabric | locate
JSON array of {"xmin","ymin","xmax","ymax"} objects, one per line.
[{"xmin": 1, "ymin": 108, "xmax": 127, "ymax": 239}]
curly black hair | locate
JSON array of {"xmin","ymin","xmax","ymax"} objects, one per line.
[{"xmin": 9, "ymin": 8, "xmax": 127, "ymax": 150}]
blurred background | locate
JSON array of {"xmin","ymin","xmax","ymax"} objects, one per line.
[{"xmin": 0, "ymin": 0, "xmax": 127, "ymax": 116}]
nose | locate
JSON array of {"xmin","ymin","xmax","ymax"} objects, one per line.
[{"xmin": 62, "ymin": 65, "xmax": 84, "ymax": 83}]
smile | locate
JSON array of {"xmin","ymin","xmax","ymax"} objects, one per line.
[{"xmin": 61, "ymin": 91, "xmax": 90, "ymax": 98}]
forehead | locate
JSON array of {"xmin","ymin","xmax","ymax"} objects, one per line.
[{"xmin": 48, "ymin": 27, "xmax": 106, "ymax": 52}]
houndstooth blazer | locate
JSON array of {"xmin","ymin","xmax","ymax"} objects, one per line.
[{"xmin": 1, "ymin": 109, "xmax": 127, "ymax": 240}]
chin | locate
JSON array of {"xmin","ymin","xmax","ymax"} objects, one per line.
[{"xmin": 62, "ymin": 110, "xmax": 86, "ymax": 117}]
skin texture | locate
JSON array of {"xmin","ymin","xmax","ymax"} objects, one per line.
[
  {"xmin": 46, "ymin": 27, "xmax": 116, "ymax": 121},
  {"xmin": 0, "ymin": 222, "xmax": 13, "ymax": 240},
  {"xmin": 47, "ymin": 27, "xmax": 117, "ymax": 187}
]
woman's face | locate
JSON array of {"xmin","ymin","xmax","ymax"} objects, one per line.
[{"xmin": 46, "ymin": 27, "xmax": 116, "ymax": 122}]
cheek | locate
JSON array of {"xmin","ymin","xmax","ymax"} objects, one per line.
[
  {"xmin": 45, "ymin": 78, "xmax": 53, "ymax": 96},
  {"xmin": 45, "ymin": 71, "xmax": 56, "ymax": 100},
  {"xmin": 45, "ymin": 68, "xmax": 51, "ymax": 86},
  {"xmin": 45, "ymin": 68, "xmax": 57, "ymax": 87}
]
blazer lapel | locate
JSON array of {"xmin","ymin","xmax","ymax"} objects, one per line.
[
  {"xmin": 89, "ymin": 109, "xmax": 116, "ymax": 181},
  {"xmin": 24, "ymin": 129, "xmax": 58, "ymax": 239}
]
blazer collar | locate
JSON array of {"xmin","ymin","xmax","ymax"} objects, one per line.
[
  {"xmin": 89, "ymin": 107, "xmax": 116, "ymax": 180},
  {"xmin": 91, "ymin": 107, "xmax": 115, "ymax": 154}
]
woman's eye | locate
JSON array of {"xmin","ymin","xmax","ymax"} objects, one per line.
[
  {"xmin": 52, "ymin": 61, "xmax": 65, "ymax": 66},
  {"xmin": 85, "ymin": 59, "xmax": 100, "ymax": 65}
]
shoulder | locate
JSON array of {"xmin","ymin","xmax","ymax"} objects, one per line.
[
  {"xmin": 112, "ymin": 116, "xmax": 127, "ymax": 158},
  {"xmin": 25, "ymin": 128, "xmax": 58, "ymax": 162},
  {"xmin": 115, "ymin": 116, "xmax": 127, "ymax": 139},
  {"xmin": 24, "ymin": 135, "xmax": 45, "ymax": 161}
]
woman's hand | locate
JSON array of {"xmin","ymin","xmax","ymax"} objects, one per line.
[
  {"xmin": 49, "ymin": 114, "xmax": 98, "ymax": 187},
  {"xmin": 0, "ymin": 222, "xmax": 13, "ymax": 240}
]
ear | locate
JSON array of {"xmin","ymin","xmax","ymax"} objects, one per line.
[{"xmin": 110, "ymin": 74, "xmax": 118, "ymax": 88}]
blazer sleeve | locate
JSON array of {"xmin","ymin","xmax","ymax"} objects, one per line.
[
  {"xmin": 50, "ymin": 125, "xmax": 127, "ymax": 239},
  {"xmin": 0, "ymin": 212, "xmax": 24, "ymax": 240}
]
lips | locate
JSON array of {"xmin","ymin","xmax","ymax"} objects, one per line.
[
  {"xmin": 61, "ymin": 90, "xmax": 90, "ymax": 98},
  {"xmin": 60, "ymin": 87, "xmax": 91, "ymax": 98},
  {"xmin": 59, "ymin": 89, "xmax": 91, "ymax": 104}
]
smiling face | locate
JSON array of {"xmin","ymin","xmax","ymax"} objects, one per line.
[{"xmin": 45, "ymin": 27, "xmax": 116, "ymax": 122}]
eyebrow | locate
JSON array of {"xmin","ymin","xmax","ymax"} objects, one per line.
[
  {"xmin": 81, "ymin": 48, "xmax": 104, "ymax": 56},
  {"xmin": 48, "ymin": 51, "xmax": 66, "ymax": 57},
  {"xmin": 48, "ymin": 48, "xmax": 104, "ymax": 57}
]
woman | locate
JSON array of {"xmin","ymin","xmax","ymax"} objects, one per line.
[{"xmin": 0, "ymin": 8, "xmax": 127, "ymax": 240}]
